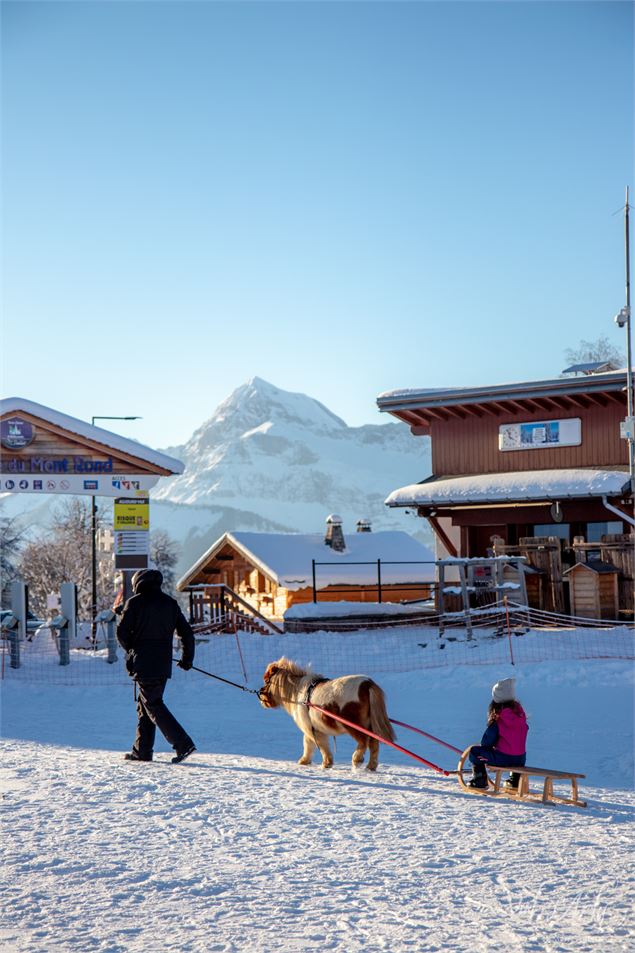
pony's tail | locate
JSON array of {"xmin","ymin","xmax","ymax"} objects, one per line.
[{"xmin": 368, "ymin": 683, "xmax": 396, "ymax": 742}]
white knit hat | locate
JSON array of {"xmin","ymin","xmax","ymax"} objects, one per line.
[{"xmin": 492, "ymin": 677, "xmax": 516, "ymax": 703}]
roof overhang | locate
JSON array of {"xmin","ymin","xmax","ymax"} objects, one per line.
[
  {"xmin": 385, "ymin": 469, "xmax": 632, "ymax": 509},
  {"xmin": 1, "ymin": 397, "xmax": 184, "ymax": 475},
  {"xmin": 377, "ymin": 372, "xmax": 629, "ymax": 434}
]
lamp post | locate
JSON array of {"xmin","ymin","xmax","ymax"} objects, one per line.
[
  {"xmin": 614, "ymin": 186, "xmax": 634, "ymax": 519},
  {"xmin": 90, "ymin": 415, "xmax": 141, "ymax": 638}
]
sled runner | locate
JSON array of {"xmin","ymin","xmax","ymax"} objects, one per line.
[{"xmin": 457, "ymin": 746, "xmax": 587, "ymax": 808}]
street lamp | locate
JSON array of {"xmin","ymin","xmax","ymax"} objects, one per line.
[
  {"xmin": 614, "ymin": 186, "xmax": 635, "ymax": 519},
  {"xmin": 90, "ymin": 415, "xmax": 142, "ymax": 636}
]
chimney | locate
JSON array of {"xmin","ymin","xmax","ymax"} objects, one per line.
[
  {"xmin": 324, "ymin": 514, "xmax": 345, "ymax": 552},
  {"xmin": 356, "ymin": 518, "xmax": 372, "ymax": 533}
]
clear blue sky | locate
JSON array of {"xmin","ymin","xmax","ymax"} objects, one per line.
[{"xmin": 2, "ymin": 1, "xmax": 633, "ymax": 450}]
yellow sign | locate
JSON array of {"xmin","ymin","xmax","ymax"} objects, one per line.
[{"xmin": 114, "ymin": 497, "xmax": 150, "ymax": 531}]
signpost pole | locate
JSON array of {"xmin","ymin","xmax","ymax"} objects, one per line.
[{"xmin": 90, "ymin": 416, "xmax": 141, "ymax": 638}]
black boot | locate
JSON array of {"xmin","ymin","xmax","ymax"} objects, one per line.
[
  {"xmin": 171, "ymin": 744, "xmax": 196, "ymax": 764},
  {"xmin": 124, "ymin": 750, "xmax": 153, "ymax": 762},
  {"xmin": 468, "ymin": 772, "xmax": 488, "ymax": 789},
  {"xmin": 503, "ymin": 772, "xmax": 520, "ymax": 790}
]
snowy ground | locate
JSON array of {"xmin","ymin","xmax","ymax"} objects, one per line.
[{"xmin": 2, "ymin": 646, "xmax": 634, "ymax": 952}]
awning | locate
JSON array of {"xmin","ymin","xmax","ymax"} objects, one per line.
[{"xmin": 385, "ymin": 468, "xmax": 631, "ymax": 508}]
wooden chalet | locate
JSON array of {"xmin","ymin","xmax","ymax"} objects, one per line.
[
  {"xmin": 377, "ymin": 369, "xmax": 634, "ymax": 617},
  {"xmin": 177, "ymin": 520, "xmax": 436, "ymax": 622}
]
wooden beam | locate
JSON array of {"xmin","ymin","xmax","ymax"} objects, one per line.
[
  {"xmin": 604, "ymin": 392, "xmax": 626, "ymax": 405},
  {"xmin": 398, "ymin": 409, "xmax": 424, "ymax": 426},
  {"xmin": 427, "ymin": 516, "xmax": 458, "ymax": 557}
]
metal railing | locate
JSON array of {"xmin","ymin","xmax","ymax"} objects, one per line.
[{"xmin": 311, "ymin": 559, "xmax": 436, "ymax": 604}]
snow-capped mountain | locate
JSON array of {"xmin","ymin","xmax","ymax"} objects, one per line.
[
  {"xmin": 0, "ymin": 378, "xmax": 432, "ymax": 578},
  {"xmin": 151, "ymin": 377, "xmax": 431, "ymax": 572}
]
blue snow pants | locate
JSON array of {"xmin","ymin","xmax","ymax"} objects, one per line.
[{"xmin": 469, "ymin": 746, "xmax": 526, "ymax": 776}]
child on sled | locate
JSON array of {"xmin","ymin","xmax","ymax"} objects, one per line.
[{"xmin": 469, "ymin": 677, "xmax": 528, "ymax": 790}]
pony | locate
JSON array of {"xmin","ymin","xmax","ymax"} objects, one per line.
[{"xmin": 259, "ymin": 657, "xmax": 396, "ymax": 771}]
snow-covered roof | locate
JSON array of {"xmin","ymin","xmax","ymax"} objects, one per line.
[
  {"xmin": 178, "ymin": 530, "xmax": 436, "ymax": 591},
  {"xmin": 385, "ymin": 469, "xmax": 631, "ymax": 507},
  {"xmin": 1, "ymin": 397, "xmax": 184, "ymax": 474},
  {"xmin": 377, "ymin": 369, "xmax": 629, "ymax": 407}
]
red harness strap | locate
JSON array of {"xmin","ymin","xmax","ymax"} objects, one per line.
[
  {"xmin": 389, "ymin": 719, "xmax": 462, "ymax": 755},
  {"xmin": 308, "ymin": 702, "xmax": 452, "ymax": 776}
]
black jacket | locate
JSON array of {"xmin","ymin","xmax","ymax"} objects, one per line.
[{"xmin": 116, "ymin": 570, "xmax": 194, "ymax": 681}]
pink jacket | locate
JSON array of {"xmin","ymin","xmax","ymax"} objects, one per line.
[{"xmin": 495, "ymin": 705, "xmax": 528, "ymax": 756}]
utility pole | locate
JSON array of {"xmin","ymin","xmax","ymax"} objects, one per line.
[{"xmin": 625, "ymin": 187, "xmax": 634, "ymax": 490}]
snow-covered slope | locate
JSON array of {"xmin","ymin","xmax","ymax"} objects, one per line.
[
  {"xmin": 151, "ymin": 377, "xmax": 431, "ymax": 572},
  {"xmin": 2, "ymin": 652, "xmax": 633, "ymax": 952}
]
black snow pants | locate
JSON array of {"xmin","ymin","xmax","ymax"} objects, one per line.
[{"xmin": 133, "ymin": 678, "xmax": 193, "ymax": 758}]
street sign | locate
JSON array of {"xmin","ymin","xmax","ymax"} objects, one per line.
[
  {"xmin": 114, "ymin": 530, "xmax": 149, "ymax": 570},
  {"xmin": 0, "ymin": 474, "xmax": 159, "ymax": 496},
  {"xmin": 114, "ymin": 497, "xmax": 150, "ymax": 531}
]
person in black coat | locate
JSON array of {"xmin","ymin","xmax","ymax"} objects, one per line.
[{"xmin": 117, "ymin": 568, "xmax": 196, "ymax": 763}]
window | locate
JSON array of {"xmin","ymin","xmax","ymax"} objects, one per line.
[
  {"xmin": 585, "ymin": 521, "xmax": 623, "ymax": 543},
  {"xmin": 532, "ymin": 524, "xmax": 570, "ymax": 542}
]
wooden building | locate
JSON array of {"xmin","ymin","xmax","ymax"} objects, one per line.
[
  {"xmin": 177, "ymin": 521, "xmax": 436, "ymax": 620},
  {"xmin": 377, "ymin": 368, "xmax": 634, "ymax": 615}
]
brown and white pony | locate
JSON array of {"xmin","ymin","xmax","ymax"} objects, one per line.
[{"xmin": 259, "ymin": 657, "xmax": 396, "ymax": 771}]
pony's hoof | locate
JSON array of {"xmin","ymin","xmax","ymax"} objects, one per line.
[
  {"xmin": 322, "ymin": 762, "xmax": 334, "ymax": 769},
  {"xmin": 298, "ymin": 758, "xmax": 312, "ymax": 765},
  {"xmin": 366, "ymin": 764, "xmax": 378, "ymax": 772}
]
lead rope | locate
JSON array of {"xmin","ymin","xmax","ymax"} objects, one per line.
[{"xmin": 173, "ymin": 659, "xmax": 262, "ymax": 696}]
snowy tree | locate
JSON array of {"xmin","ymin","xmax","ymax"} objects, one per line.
[
  {"xmin": 564, "ymin": 335, "xmax": 625, "ymax": 369},
  {"xmin": 0, "ymin": 506, "xmax": 24, "ymax": 607},
  {"xmin": 150, "ymin": 529, "xmax": 180, "ymax": 596},
  {"xmin": 17, "ymin": 498, "xmax": 114, "ymax": 618}
]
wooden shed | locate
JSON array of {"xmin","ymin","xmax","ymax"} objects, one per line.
[{"xmin": 563, "ymin": 561, "xmax": 620, "ymax": 621}]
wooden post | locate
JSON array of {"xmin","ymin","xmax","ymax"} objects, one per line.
[
  {"xmin": 458, "ymin": 563, "xmax": 473, "ymax": 640},
  {"xmin": 438, "ymin": 563, "xmax": 446, "ymax": 637}
]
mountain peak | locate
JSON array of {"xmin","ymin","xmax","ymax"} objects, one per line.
[{"xmin": 207, "ymin": 378, "xmax": 348, "ymax": 435}]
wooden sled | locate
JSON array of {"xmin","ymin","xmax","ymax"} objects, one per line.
[{"xmin": 457, "ymin": 746, "xmax": 587, "ymax": 808}]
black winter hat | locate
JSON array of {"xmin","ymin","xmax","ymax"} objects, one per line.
[{"xmin": 132, "ymin": 569, "xmax": 163, "ymax": 593}]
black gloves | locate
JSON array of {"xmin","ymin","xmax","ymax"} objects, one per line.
[{"xmin": 177, "ymin": 659, "xmax": 192, "ymax": 671}]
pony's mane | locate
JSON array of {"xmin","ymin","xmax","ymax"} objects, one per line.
[{"xmin": 268, "ymin": 657, "xmax": 322, "ymax": 680}]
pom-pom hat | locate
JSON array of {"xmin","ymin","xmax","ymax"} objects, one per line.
[{"xmin": 492, "ymin": 677, "xmax": 516, "ymax": 703}]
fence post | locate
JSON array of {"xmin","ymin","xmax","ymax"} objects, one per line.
[
  {"xmin": 312, "ymin": 560, "xmax": 317, "ymax": 603},
  {"xmin": 377, "ymin": 559, "xmax": 382, "ymax": 603},
  {"xmin": 8, "ymin": 626, "xmax": 20, "ymax": 669},
  {"xmin": 97, "ymin": 610, "xmax": 118, "ymax": 664},
  {"xmin": 52, "ymin": 614, "xmax": 70, "ymax": 666}
]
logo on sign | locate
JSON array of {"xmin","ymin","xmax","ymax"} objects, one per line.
[
  {"xmin": 84, "ymin": 480, "xmax": 99, "ymax": 490},
  {"xmin": 1, "ymin": 416, "xmax": 35, "ymax": 450},
  {"xmin": 5, "ymin": 479, "xmax": 15, "ymax": 489},
  {"xmin": 19, "ymin": 480, "xmax": 29, "ymax": 489},
  {"xmin": 46, "ymin": 480, "xmax": 56, "ymax": 490},
  {"xmin": 112, "ymin": 478, "xmax": 141, "ymax": 491},
  {"xmin": 33, "ymin": 480, "xmax": 43, "ymax": 490}
]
